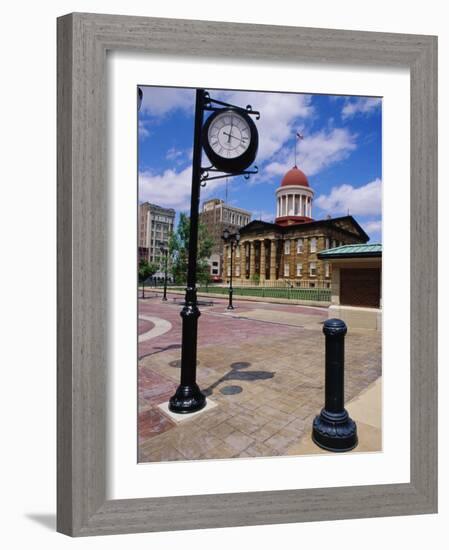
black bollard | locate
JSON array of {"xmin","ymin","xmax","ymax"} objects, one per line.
[{"xmin": 312, "ymin": 318, "xmax": 358, "ymax": 452}]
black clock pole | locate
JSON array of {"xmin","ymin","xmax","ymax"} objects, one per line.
[{"xmin": 169, "ymin": 89, "xmax": 207, "ymax": 414}]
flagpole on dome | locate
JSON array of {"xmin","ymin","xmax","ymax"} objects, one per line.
[{"xmin": 295, "ymin": 130, "xmax": 304, "ymax": 167}]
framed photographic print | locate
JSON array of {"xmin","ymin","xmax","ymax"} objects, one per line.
[
  {"xmin": 57, "ymin": 13, "xmax": 437, "ymax": 536},
  {"xmin": 136, "ymin": 83, "xmax": 382, "ymax": 463}
]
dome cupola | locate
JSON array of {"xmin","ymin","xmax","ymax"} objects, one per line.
[
  {"xmin": 275, "ymin": 165, "xmax": 314, "ymax": 226},
  {"xmin": 280, "ymin": 166, "xmax": 309, "ymax": 188}
]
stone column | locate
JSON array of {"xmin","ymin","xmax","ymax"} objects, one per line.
[
  {"xmin": 240, "ymin": 243, "xmax": 246, "ymax": 280},
  {"xmin": 260, "ymin": 240, "xmax": 266, "ymax": 282},
  {"xmin": 249, "ymin": 241, "xmax": 255, "ymax": 280},
  {"xmin": 222, "ymin": 243, "xmax": 227, "ymax": 279},
  {"xmin": 269, "ymin": 239, "xmax": 277, "ymax": 280}
]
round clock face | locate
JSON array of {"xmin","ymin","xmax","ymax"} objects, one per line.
[
  {"xmin": 207, "ymin": 111, "xmax": 251, "ymax": 159},
  {"xmin": 202, "ymin": 108, "xmax": 258, "ymax": 173}
]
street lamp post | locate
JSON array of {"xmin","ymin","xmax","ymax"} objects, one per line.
[
  {"xmin": 168, "ymin": 89, "xmax": 207, "ymax": 414},
  {"xmin": 168, "ymin": 88, "xmax": 259, "ymax": 414},
  {"xmin": 222, "ymin": 229, "xmax": 240, "ymax": 310},
  {"xmin": 159, "ymin": 245, "xmax": 169, "ymax": 301}
]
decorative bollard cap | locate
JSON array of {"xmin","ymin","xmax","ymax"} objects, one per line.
[{"xmin": 323, "ymin": 318, "xmax": 347, "ymax": 336}]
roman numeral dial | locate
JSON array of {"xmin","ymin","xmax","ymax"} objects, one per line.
[
  {"xmin": 207, "ymin": 112, "xmax": 250, "ymax": 158},
  {"xmin": 202, "ymin": 107, "xmax": 259, "ymax": 174}
]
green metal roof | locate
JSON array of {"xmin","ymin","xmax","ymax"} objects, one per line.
[{"xmin": 318, "ymin": 243, "xmax": 382, "ymax": 259}]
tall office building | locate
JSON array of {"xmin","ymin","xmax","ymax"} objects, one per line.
[
  {"xmin": 199, "ymin": 198, "xmax": 251, "ymax": 278},
  {"xmin": 138, "ymin": 202, "xmax": 175, "ymax": 268}
]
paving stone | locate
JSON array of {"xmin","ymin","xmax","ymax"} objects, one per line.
[
  {"xmin": 224, "ymin": 430, "xmax": 255, "ymax": 453},
  {"xmin": 264, "ymin": 428, "xmax": 303, "ymax": 453},
  {"xmin": 244, "ymin": 441, "xmax": 282, "ymax": 458},
  {"xmin": 138, "ymin": 408, "xmax": 175, "ymax": 441},
  {"xmin": 137, "ymin": 295, "xmax": 381, "ymax": 461}
]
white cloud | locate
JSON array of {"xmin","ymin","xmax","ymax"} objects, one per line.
[
  {"xmin": 362, "ymin": 219, "xmax": 382, "ymax": 236},
  {"xmin": 140, "ymin": 87, "xmax": 194, "ymax": 117},
  {"xmin": 265, "ymin": 128, "xmax": 357, "ymax": 178},
  {"xmin": 341, "ymin": 97, "xmax": 381, "ymax": 119},
  {"xmin": 139, "ymin": 163, "xmax": 233, "ymax": 212},
  {"xmin": 166, "ymin": 147, "xmax": 183, "ymax": 161},
  {"xmin": 315, "ymin": 178, "xmax": 382, "ymax": 217},
  {"xmin": 138, "ymin": 120, "xmax": 150, "ymax": 139},
  {"xmin": 219, "ymin": 90, "xmax": 314, "ymax": 162},
  {"xmin": 165, "ymin": 146, "xmax": 193, "ymax": 167},
  {"xmin": 251, "ymin": 210, "xmax": 275, "ymax": 223},
  {"xmin": 139, "ymin": 167, "xmax": 193, "ymax": 211}
]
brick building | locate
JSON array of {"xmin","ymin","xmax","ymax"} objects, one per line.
[
  {"xmin": 199, "ymin": 198, "xmax": 251, "ymax": 278},
  {"xmin": 138, "ymin": 202, "xmax": 175, "ymax": 266},
  {"xmin": 223, "ymin": 166, "xmax": 369, "ymax": 287}
]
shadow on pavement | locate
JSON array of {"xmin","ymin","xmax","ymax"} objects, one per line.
[{"xmin": 203, "ymin": 361, "xmax": 275, "ymax": 397}]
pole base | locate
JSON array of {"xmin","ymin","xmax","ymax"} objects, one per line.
[
  {"xmin": 162, "ymin": 297, "xmax": 168, "ymax": 301},
  {"xmin": 168, "ymin": 383, "xmax": 206, "ymax": 414},
  {"xmin": 227, "ymin": 304, "xmax": 234, "ymax": 310},
  {"xmin": 312, "ymin": 408, "xmax": 358, "ymax": 452}
]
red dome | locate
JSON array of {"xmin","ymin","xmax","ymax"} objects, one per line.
[{"xmin": 281, "ymin": 166, "xmax": 309, "ymax": 187}]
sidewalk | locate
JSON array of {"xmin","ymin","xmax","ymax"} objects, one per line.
[
  {"xmin": 285, "ymin": 378, "xmax": 382, "ymax": 456},
  {"xmin": 138, "ymin": 294, "xmax": 382, "ymax": 462}
]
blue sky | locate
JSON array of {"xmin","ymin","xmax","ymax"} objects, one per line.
[{"xmin": 138, "ymin": 86, "xmax": 382, "ymax": 242}]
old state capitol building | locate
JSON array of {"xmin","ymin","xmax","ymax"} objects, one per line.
[{"xmin": 222, "ymin": 165, "xmax": 369, "ymax": 287}]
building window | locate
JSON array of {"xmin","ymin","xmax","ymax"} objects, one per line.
[
  {"xmin": 227, "ymin": 266, "xmax": 231, "ymax": 276},
  {"xmin": 325, "ymin": 262, "xmax": 330, "ymax": 278},
  {"xmin": 296, "ymin": 238, "xmax": 303, "ymax": 253},
  {"xmin": 296, "ymin": 263, "xmax": 302, "ymax": 277},
  {"xmin": 236, "ymin": 246, "xmax": 240, "ymax": 258},
  {"xmin": 284, "ymin": 240, "xmax": 290, "ymax": 254},
  {"xmin": 212, "ymin": 261, "xmax": 218, "ymax": 267},
  {"xmin": 325, "ymin": 237, "xmax": 330, "ymax": 249},
  {"xmin": 332, "ymin": 239, "xmax": 337, "ymax": 248},
  {"xmin": 309, "ymin": 261, "xmax": 317, "ymax": 276},
  {"xmin": 236, "ymin": 265, "xmax": 240, "ymax": 277},
  {"xmin": 284, "ymin": 263, "xmax": 290, "ymax": 277},
  {"xmin": 310, "ymin": 238, "xmax": 317, "ymax": 253},
  {"xmin": 227, "ymin": 246, "xmax": 231, "ymax": 258},
  {"xmin": 212, "ymin": 269, "xmax": 218, "ymax": 275}
]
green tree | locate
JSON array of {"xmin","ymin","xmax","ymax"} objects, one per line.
[
  {"xmin": 251, "ymin": 273, "xmax": 260, "ymax": 286},
  {"xmin": 138, "ymin": 259, "xmax": 157, "ymax": 298},
  {"xmin": 169, "ymin": 213, "xmax": 213, "ymax": 285}
]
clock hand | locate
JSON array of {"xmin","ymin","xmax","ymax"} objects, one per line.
[
  {"xmin": 227, "ymin": 116, "xmax": 234, "ymax": 143},
  {"xmin": 223, "ymin": 131, "xmax": 247, "ymax": 143}
]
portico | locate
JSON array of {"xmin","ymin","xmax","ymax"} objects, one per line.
[
  {"xmin": 222, "ymin": 164, "xmax": 369, "ymax": 287},
  {"xmin": 232, "ymin": 237, "xmax": 279, "ymax": 281}
]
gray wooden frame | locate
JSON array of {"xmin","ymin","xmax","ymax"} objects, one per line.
[{"xmin": 57, "ymin": 12, "xmax": 438, "ymax": 537}]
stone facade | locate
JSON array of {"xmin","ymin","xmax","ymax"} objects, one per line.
[
  {"xmin": 138, "ymin": 202, "xmax": 175, "ymax": 266},
  {"xmin": 223, "ymin": 217, "xmax": 368, "ymax": 287},
  {"xmin": 199, "ymin": 198, "xmax": 251, "ymax": 277}
]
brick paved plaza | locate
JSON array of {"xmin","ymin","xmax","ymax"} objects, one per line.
[{"xmin": 138, "ymin": 292, "xmax": 382, "ymax": 462}]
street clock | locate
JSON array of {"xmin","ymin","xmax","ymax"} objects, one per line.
[{"xmin": 202, "ymin": 108, "xmax": 259, "ymax": 174}]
